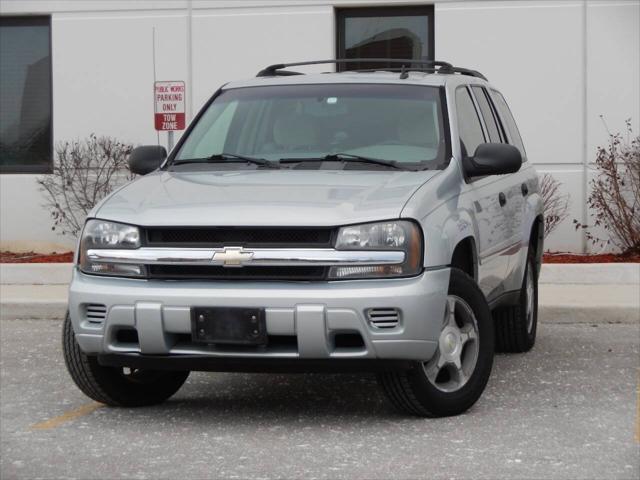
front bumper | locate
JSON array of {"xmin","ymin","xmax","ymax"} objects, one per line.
[{"xmin": 68, "ymin": 267, "xmax": 450, "ymax": 362}]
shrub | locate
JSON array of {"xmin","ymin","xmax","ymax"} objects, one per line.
[
  {"xmin": 37, "ymin": 135, "xmax": 134, "ymax": 237},
  {"xmin": 574, "ymin": 119, "xmax": 640, "ymax": 254},
  {"xmin": 540, "ymin": 173, "xmax": 570, "ymax": 238}
]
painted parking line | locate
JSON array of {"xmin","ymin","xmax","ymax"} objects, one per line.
[{"xmin": 31, "ymin": 402, "xmax": 103, "ymax": 430}]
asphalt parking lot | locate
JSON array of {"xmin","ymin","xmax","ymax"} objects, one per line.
[{"xmin": 1, "ymin": 319, "xmax": 638, "ymax": 480}]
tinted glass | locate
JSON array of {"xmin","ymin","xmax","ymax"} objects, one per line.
[
  {"xmin": 175, "ymin": 84, "xmax": 448, "ymax": 169},
  {"xmin": 471, "ymin": 86, "xmax": 502, "ymax": 143},
  {"xmin": 337, "ymin": 7, "xmax": 433, "ymax": 71},
  {"xmin": 491, "ymin": 90, "xmax": 527, "ymax": 159},
  {"xmin": 455, "ymin": 88, "xmax": 485, "ymax": 157},
  {"xmin": 0, "ymin": 17, "xmax": 52, "ymax": 173}
]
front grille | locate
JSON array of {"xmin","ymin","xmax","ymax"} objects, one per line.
[
  {"xmin": 366, "ymin": 308, "xmax": 401, "ymax": 329},
  {"xmin": 145, "ymin": 227, "xmax": 333, "ymax": 248},
  {"xmin": 148, "ymin": 265, "xmax": 327, "ymax": 281},
  {"xmin": 83, "ymin": 303, "xmax": 107, "ymax": 325}
]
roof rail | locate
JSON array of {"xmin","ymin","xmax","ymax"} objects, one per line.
[{"xmin": 255, "ymin": 59, "xmax": 487, "ymax": 81}]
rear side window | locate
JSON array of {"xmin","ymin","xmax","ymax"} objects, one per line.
[
  {"xmin": 455, "ymin": 87, "xmax": 485, "ymax": 157},
  {"xmin": 471, "ymin": 86, "xmax": 502, "ymax": 143},
  {"xmin": 491, "ymin": 90, "xmax": 527, "ymax": 160}
]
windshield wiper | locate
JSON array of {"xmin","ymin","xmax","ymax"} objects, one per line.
[
  {"xmin": 278, "ymin": 153, "xmax": 407, "ymax": 170},
  {"xmin": 325, "ymin": 153, "xmax": 406, "ymax": 170},
  {"xmin": 172, "ymin": 153, "xmax": 278, "ymax": 168}
]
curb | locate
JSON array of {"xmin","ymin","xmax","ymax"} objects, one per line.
[
  {"xmin": 3, "ymin": 306, "xmax": 637, "ymax": 323},
  {"xmin": 1, "ymin": 289, "xmax": 637, "ymax": 324},
  {"xmin": 539, "ymin": 306, "xmax": 639, "ymax": 324},
  {"xmin": 539, "ymin": 263, "xmax": 639, "ymax": 285},
  {"xmin": 1, "ymin": 264, "xmax": 638, "ymax": 323},
  {"xmin": 0, "ymin": 284, "xmax": 69, "ymax": 321},
  {"xmin": 0, "ymin": 300, "xmax": 68, "ymax": 321},
  {"xmin": 2, "ymin": 305, "xmax": 637, "ymax": 323}
]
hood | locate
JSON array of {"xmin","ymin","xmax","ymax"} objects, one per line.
[{"xmin": 96, "ymin": 169, "xmax": 439, "ymax": 227}]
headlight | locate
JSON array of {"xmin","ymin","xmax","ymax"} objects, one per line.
[
  {"xmin": 329, "ymin": 220, "xmax": 423, "ymax": 279},
  {"xmin": 79, "ymin": 220, "xmax": 145, "ymax": 277}
]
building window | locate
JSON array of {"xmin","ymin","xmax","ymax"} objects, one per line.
[
  {"xmin": 0, "ymin": 16, "xmax": 52, "ymax": 173},
  {"xmin": 336, "ymin": 6, "xmax": 434, "ymax": 72}
]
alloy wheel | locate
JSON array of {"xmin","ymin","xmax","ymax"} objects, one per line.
[{"xmin": 423, "ymin": 295, "xmax": 480, "ymax": 393}]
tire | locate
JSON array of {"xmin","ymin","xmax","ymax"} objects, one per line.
[
  {"xmin": 494, "ymin": 249, "xmax": 538, "ymax": 353},
  {"xmin": 62, "ymin": 313, "xmax": 189, "ymax": 407},
  {"xmin": 377, "ymin": 268, "xmax": 494, "ymax": 417}
]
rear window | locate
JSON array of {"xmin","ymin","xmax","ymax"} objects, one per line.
[
  {"xmin": 174, "ymin": 84, "xmax": 449, "ymax": 169},
  {"xmin": 471, "ymin": 86, "xmax": 502, "ymax": 143},
  {"xmin": 490, "ymin": 90, "xmax": 527, "ymax": 160}
]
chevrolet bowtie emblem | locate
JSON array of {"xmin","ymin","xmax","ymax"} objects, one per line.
[{"xmin": 213, "ymin": 247, "xmax": 254, "ymax": 267}]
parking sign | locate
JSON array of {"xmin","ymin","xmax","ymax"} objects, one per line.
[{"xmin": 154, "ymin": 81, "xmax": 185, "ymax": 131}]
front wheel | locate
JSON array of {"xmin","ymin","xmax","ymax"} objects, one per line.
[
  {"xmin": 377, "ymin": 268, "xmax": 494, "ymax": 417},
  {"xmin": 62, "ymin": 314, "xmax": 189, "ymax": 407}
]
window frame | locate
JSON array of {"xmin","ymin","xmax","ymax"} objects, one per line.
[
  {"xmin": 335, "ymin": 5, "xmax": 435, "ymax": 72},
  {"xmin": 470, "ymin": 85, "xmax": 505, "ymax": 144},
  {"xmin": 0, "ymin": 15, "xmax": 53, "ymax": 174}
]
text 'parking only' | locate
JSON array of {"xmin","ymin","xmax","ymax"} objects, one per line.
[{"xmin": 154, "ymin": 81, "xmax": 185, "ymax": 131}]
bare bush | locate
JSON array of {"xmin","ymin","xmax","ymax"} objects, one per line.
[
  {"xmin": 37, "ymin": 135, "xmax": 134, "ymax": 237},
  {"xmin": 540, "ymin": 173, "xmax": 570, "ymax": 238},
  {"xmin": 574, "ymin": 119, "xmax": 640, "ymax": 254}
]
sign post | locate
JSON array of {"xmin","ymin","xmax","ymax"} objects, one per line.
[{"xmin": 154, "ymin": 81, "xmax": 186, "ymax": 151}]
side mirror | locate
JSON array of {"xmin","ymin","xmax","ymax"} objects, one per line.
[
  {"xmin": 128, "ymin": 145, "xmax": 167, "ymax": 175},
  {"xmin": 463, "ymin": 143, "xmax": 522, "ymax": 178}
]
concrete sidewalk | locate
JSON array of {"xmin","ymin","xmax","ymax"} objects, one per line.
[{"xmin": 1, "ymin": 263, "xmax": 638, "ymax": 323}]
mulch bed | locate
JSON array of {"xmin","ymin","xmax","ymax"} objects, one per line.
[
  {"xmin": 0, "ymin": 251, "xmax": 74, "ymax": 263},
  {"xmin": 543, "ymin": 252, "xmax": 639, "ymax": 263},
  {"xmin": 1, "ymin": 251, "xmax": 638, "ymax": 264}
]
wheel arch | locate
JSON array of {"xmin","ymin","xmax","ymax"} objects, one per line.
[
  {"xmin": 450, "ymin": 236, "xmax": 478, "ymax": 281},
  {"xmin": 418, "ymin": 204, "xmax": 479, "ymax": 274}
]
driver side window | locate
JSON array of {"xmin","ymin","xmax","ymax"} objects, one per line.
[{"xmin": 455, "ymin": 87, "xmax": 486, "ymax": 158}]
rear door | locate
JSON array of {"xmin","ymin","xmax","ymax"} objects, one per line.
[
  {"xmin": 472, "ymin": 85, "xmax": 524, "ymax": 246},
  {"xmin": 488, "ymin": 89, "xmax": 531, "ymax": 289}
]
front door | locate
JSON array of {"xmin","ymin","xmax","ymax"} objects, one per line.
[{"xmin": 455, "ymin": 86, "xmax": 510, "ymax": 301}]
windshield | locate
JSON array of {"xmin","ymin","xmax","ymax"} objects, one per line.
[{"xmin": 173, "ymin": 84, "xmax": 448, "ymax": 169}]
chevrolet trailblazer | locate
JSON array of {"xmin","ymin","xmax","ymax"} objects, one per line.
[{"xmin": 63, "ymin": 59, "xmax": 543, "ymax": 417}]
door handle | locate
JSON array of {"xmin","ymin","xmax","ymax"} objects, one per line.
[
  {"xmin": 498, "ymin": 192, "xmax": 507, "ymax": 207},
  {"xmin": 521, "ymin": 183, "xmax": 529, "ymax": 196}
]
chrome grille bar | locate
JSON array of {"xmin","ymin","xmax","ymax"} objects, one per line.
[{"xmin": 87, "ymin": 248, "xmax": 405, "ymax": 267}]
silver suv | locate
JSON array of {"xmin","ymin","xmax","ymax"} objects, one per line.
[{"xmin": 63, "ymin": 59, "xmax": 543, "ymax": 417}]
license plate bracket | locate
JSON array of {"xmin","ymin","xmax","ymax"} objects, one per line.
[{"xmin": 191, "ymin": 307, "xmax": 267, "ymax": 345}]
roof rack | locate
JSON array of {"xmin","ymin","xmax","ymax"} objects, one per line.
[{"xmin": 255, "ymin": 59, "xmax": 487, "ymax": 81}]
